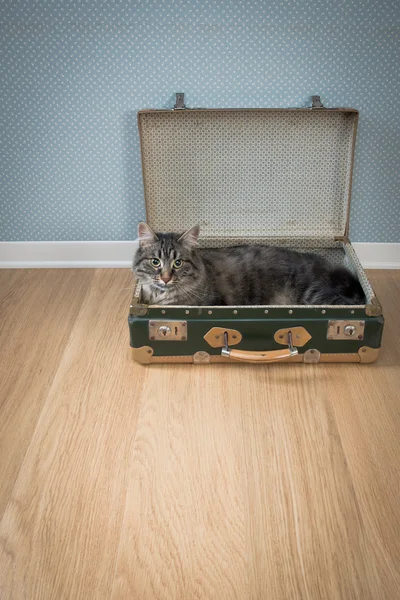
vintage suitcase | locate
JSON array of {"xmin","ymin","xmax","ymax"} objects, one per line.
[{"xmin": 129, "ymin": 94, "xmax": 384, "ymax": 365}]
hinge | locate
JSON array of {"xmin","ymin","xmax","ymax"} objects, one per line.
[
  {"xmin": 174, "ymin": 92, "xmax": 186, "ymax": 110},
  {"xmin": 311, "ymin": 95, "xmax": 324, "ymax": 109}
]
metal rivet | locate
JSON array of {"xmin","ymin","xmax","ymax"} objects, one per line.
[
  {"xmin": 296, "ymin": 334, "xmax": 301, "ymax": 339},
  {"xmin": 161, "ymin": 309, "xmax": 166, "ymax": 315},
  {"xmin": 310, "ymin": 349, "xmax": 315, "ymax": 354},
  {"xmin": 147, "ymin": 350, "xmax": 152, "ymax": 354},
  {"xmin": 288, "ymin": 310, "xmax": 293, "ymax": 314},
  {"xmin": 264, "ymin": 309, "xmax": 268, "ymax": 314},
  {"xmin": 279, "ymin": 335, "xmax": 284, "ymax": 339},
  {"xmin": 232, "ymin": 335, "xmax": 237, "ymax": 339},
  {"xmin": 233, "ymin": 310, "xmax": 238, "ymax": 315},
  {"xmin": 182, "ymin": 322, "xmax": 186, "ymax": 327},
  {"xmin": 215, "ymin": 335, "xmax": 220, "ymax": 339},
  {"xmin": 149, "ymin": 321, "xmax": 155, "ymax": 326},
  {"xmin": 362, "ymin": 348, "xmax": 367, "ymax": 353},
  {"xmin": 150, "ymin": 336, "xmax": 155, "ymax": 340},
  {"xmin": 322, "ymin": 310, "xmax": 326, "ymax": 314},
  {"xmin": 185, "ymin": 310, "xmax": 190, "ymax": 314},
  {"xmin": 208, "ymin": 310, "xmax": 213, "ymax": 315},
  {"xmin": 351, "ymin": 310, "xmax": 355, "ymax": 314},
  {"xmin": 181, "ymin": 336, "xmax": 187, "ymax": 341}
]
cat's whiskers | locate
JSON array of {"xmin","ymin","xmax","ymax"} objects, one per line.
[{"xmin": 176, "ymin": 284, "xmax": 203, "ymax": 302}]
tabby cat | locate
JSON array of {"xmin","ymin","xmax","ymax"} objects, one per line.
[{"xmin": 133, "ymin": 223, "xmax": 365, "ymax": 306}]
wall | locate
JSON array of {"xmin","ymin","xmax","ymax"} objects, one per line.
[{"xmin": 1, "ymin": 0, "xmax": 399, "ymax": 243}]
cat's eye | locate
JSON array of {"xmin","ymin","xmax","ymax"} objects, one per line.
[
  {"xmin": 150, "ymin": 258, "xmax": 161, "ymax": 268},
  {"xmin": 173, "ymin": 259, "xmax": 183, "ymax": 269}
]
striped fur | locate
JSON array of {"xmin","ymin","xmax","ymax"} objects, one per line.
[{"xmin": 133, "ymin": 223, "xmax": 365, "ymax": 306}]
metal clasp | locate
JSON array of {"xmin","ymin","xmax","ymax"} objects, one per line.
[
  {"xmin": 222, "ymin": 331, "xmax": 230, "ymax": 357},
  {"xmin": 174, "ymin": 93, "xmax": 186, "ymax": 110},
  {"xmin": 287, "ymin": 330, "xmax": 295, "ymax": 353}
]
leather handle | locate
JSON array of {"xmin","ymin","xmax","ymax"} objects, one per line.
[{"xmin": 222, "ymin": 347, "xmax": 298, "ymax": 363}]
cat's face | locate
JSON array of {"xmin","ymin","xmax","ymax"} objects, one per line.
[{"xmin": 133, "ymin": 223, "xmax": 200, "ymax": 292}]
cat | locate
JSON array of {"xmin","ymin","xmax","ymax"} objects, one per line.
[{"xmin": 133, "ymin": 222, "xmax": 366, "ymax": 306}]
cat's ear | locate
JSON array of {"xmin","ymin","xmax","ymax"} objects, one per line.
[
  {"xmin": 138, "ymin": 222, "xmax": 159, "ymax": 247},
  {"xmin": 178, "ymin": 225, "xmax": 200, "ymax": 249}
]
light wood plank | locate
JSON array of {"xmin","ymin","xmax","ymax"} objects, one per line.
[
  {"xmin": 0, "ymin": 270, "xmax": 141, "ymax": 600},
  {"xmin": 111, "ymin": 363, "xmax": 248, "ymax": 600},
  {"xmin": 0, "ymin": 269, "xmax": 94, "ymax": 518},
  {"xmin": 241, "ymin": 364, "xmax": 387, "ymax": 600},
  {"xmin": 0, "ymin": 268, "xmax": 399, "ymax": 600},
  {"xmin": 0, "ymin": 268, "xmax": 38, "ymax": 303},
  {"xmin": 326, "ymin": 271, "xmax": 400, "ymax": 598}
]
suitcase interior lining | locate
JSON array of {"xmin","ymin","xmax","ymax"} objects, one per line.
[{"xmin": 139, "ymin": 109, "xmax": 357, "ymax": 241}]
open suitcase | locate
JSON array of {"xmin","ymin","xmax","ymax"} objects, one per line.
[{"xmin": 129, "ymin": 94, "xmax": 384, "ymax": 365}]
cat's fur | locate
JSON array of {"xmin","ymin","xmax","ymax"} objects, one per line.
[{"xmin": 133, "ymin": 223, "xmax": 365, "ymax": 306}]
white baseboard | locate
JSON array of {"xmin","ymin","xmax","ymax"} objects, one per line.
[
  {"xmin": 0, "ymin": 240, "xmax": 399, "ymax": 269},
  {"xmin": 352, "ymin": 243, "xmax": 400, "ymax": 269},
  {"xmin": 0, "ymin": 240, "xmax": 139, "ymax": 268}
]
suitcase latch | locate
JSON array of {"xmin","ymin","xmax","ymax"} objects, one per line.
[
  {"xmin": 327, "ymin": 320, "xmax": 365, "ymax": 340},
  {"xmin": 149, "ymin": 320, "xmax": 187, "ymax": 341}
]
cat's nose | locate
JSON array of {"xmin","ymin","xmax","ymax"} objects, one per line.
[{"xmin": 160, "ymin": 273, "xmax": 172, "ymax": 284}]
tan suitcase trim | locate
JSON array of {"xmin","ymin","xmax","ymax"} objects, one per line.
[{"xmin": 131, "ymin": 346, "xmax": 379, "ymax": 365}]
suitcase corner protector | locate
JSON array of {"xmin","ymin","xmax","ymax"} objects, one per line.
[
  {"xmin": 358, "ymin": 346, "xmax": 380, "ymax": 363},
  {"xmin": 365, "ymin": 297, "xmax": 383, "ymax": 317},
  {"xmin": 131, "ymin": 346, "xmax": 154, "ymax": 364}
]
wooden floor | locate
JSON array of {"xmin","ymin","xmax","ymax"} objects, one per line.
[{"xmin": 0, "ymin": 269, "xmax": 399, "ymax": 600}]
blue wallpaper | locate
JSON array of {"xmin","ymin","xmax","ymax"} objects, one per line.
[{"xmin": 1, "ymin": 0, "xmax": 399, "ymax": 242}]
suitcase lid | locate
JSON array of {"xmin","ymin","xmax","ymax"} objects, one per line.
[{"xmin": 137, "ymin": 95, "xmax": 358, "ymax": 241}]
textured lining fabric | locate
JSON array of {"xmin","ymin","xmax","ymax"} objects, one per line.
[{"xmin": 139, "ymin": 109, "xmax": 357, "ymax": 239}]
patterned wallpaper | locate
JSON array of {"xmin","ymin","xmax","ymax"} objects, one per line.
[{"xmin": 1, "ymin": 0, "xmax": 399, "ymax": 242}]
